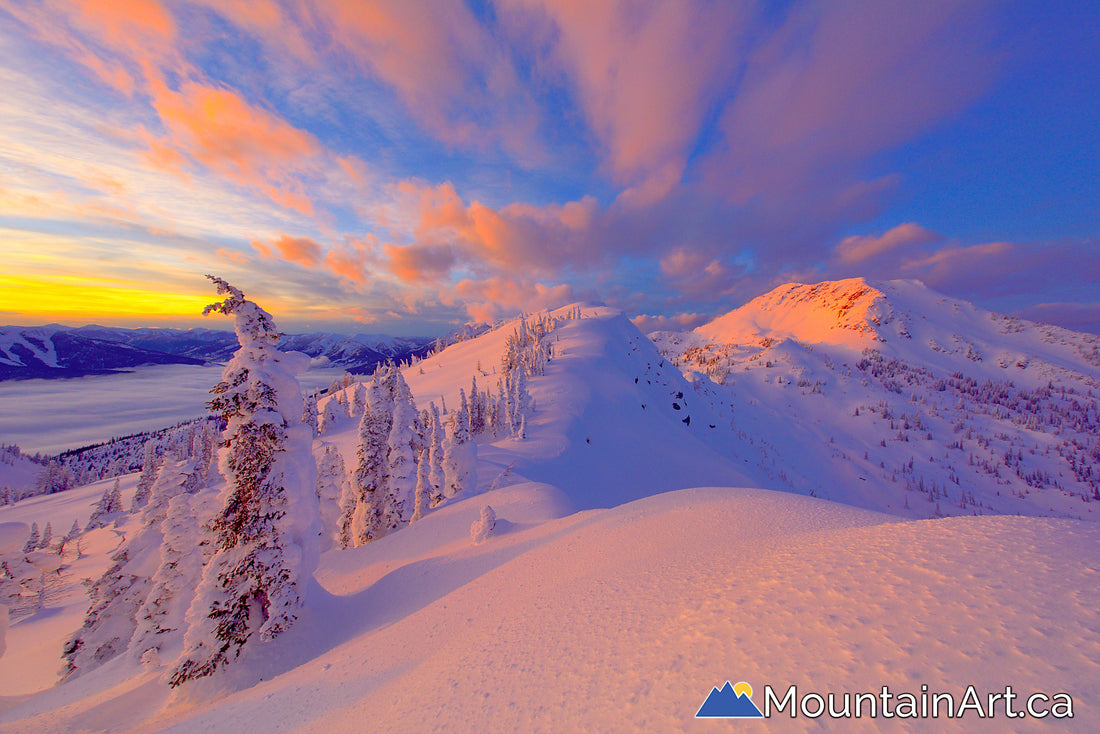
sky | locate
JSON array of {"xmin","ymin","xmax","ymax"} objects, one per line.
[{"xmin": 0, "ymin": 1, "xmax": 1097, "ymax": 336}]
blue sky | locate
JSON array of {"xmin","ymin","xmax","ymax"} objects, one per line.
[{"xmin": 0, "ymin": 0, "xmax": 1097, "ymax": 335}]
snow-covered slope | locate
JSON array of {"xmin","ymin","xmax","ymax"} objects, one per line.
[
  {"xmin": 1, "ymin": 300, "xmax": 1098, "ymax": 732},
  {"xmin": 653, "ymin": 278, "xmax": 1100, "ymax": 520},
  {"xmin": 4, "ymin": 486, "xmax": 1097, "ymax": 732}
]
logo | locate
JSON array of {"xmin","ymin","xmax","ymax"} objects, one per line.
[
  {"xmin": 694, "ymin": 681, "xmax": 1075, "ymax": 720},
  {"xmin": 696, "ymin": 681, "xmax": 764, "ymax": 718}
]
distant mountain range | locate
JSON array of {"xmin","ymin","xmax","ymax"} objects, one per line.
[{"xmin": 0, "ymin": 324, "xmax": 437, "ymax": 380}]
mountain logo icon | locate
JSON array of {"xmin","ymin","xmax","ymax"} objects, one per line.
[{"xmin": 696, "ymin": 680, "xmax": 764, "ymax": 718}]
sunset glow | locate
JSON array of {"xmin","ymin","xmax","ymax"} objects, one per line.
[{"xmin": 0, "ymin": 1, "xmax": 1096, "ymax": 333}]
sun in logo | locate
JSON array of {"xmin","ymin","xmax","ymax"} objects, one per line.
[{"xmin": 733, "ymin": 682, "xmax": 753, "ymax": 699}]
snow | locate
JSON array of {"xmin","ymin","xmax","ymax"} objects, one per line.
[{"xmin": 0, "ymin": 298, "xmax": 1098, "ymax": 731}]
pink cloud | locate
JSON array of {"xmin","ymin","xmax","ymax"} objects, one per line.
[
  {"xmin": 706, "ymin": 1, "xmax": 999, "ymax": 208},
  {"xmin": 384, "ymin": 242, "xmax": 457, "ymax": 284},
  {"xmin": 454, "ymin": 277, "xmax": 575, "ymax": 323},
  {"xmin": 386, "ymin": 179, "xmax": 603, "ymax": 277},
  {"xmin": 834, "ymin": 223, "xmax": 943, "ymax": 264},
  {"xmin": 659, "ymin": 248, "xmax": 742, "ymax": 300},
  {"xmin": 500, "ymin": 0, "xmax": 748, "ymax": 198},
  {"xmin": 630, "ymin": 312, "xmax": 710, "ymax": 333}
]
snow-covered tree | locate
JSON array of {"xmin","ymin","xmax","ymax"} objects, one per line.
[
  {"xmin": 302, "ymin": 392, "xmax": 319, "ymax": 437},
  {"xmin": 470, "ymin": 505, "xmax": 496, "ymax": 544},
  {"xmin": 350, "ymin": 382, "xmax": 366, "ymax": 418},
  {"xmin": 62, "ymin": 544, "xmax": 151, "ymax": 678},
  {"xmin": 410, "ymin": 449, "xmax": 430, "ymax": 523},
  {"xmin": 428, "ymin": 404, "xmax": 445, "ymax": 507},
  {"xmin": 319, "ymin": 396, "xmax": 343, "ymax": 434},
  {"xmin": 132, "ymin": 440, "xmax": 160, "ymax": 512},
  {"xmin": 23, "ymin": 522, "xmax": 40, "ymax": 553},
  {"xmin": 129, "ymin": 487, "xmax": 208, "ymax": 665},
  {"xmin": 349, "ymin": 367, "xmax": 395, "ymax": 545},
  {"xmin": 442, "ymin": 408, "xmax": 477, "ymax": 500},
  {"xmin": 107, "ymin": 480, "xmax": 124, "ymax": 515},
  {"xmin": 37, "ymin": 522, "xmax": 52, "ymax": 550},
  {"xmin": 316, "ymin": 444, "xmax": 347, "ymax": 549},
  {"xmin": 35, "ymin": 459, "xmax": 72, "ymax": 495},
  {"xmin": 383, "ymin": 377, "xmax": 417, "ymax": 529},
  {"xmin": 169, "ymin": 276, "xmax": 320, "ymax": 686}
]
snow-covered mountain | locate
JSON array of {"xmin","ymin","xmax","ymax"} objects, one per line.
[
  {"xmin": 0, "ymin": 325, "xmax": 436, "ymax": 380},
  {"xmin": 651, "ymin": 277, "xmax": 1100, "ymax": 520},
  {"xmin": 1, "ymin": 295, "xmax": 1097, "ymax": 732}
]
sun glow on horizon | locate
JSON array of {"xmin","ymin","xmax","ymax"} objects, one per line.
[{"xmin": 0, "ymin": 274, "xmax": 217, "ymax": 324}]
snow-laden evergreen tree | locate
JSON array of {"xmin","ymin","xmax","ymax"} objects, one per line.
[
  {"xmin": 107, "ymin": 479, "xmax": 124, "ymax": 515},
  {"xmin": 349, "ymin": 366, "xmax": 395, "ymax": 545},
  {"xmin": 442, "ymin": 404, "xmax": 476, "ymax": 499},
  {"xmin": 316, "ymin": 444, "xmax": 347, "ymax": 549},
  {"xmin": 383, "ymin": 376, "xmax": 418, "ymax": 529},
  {"xmin": 35, "ymin": 459, "xmax": 72, "ymax": 495},
  {"xmin": 129, "ymin": 457, "xmax": 210, "ymax": 665},
  {"xmin": 131, "ymin": 440, "xmax": 160, "ymax": 512},
  {"xmin": 85, "ymin": 485, "xmax": 115, "ymax": 531},
  {"xmin": 410, "ymin": 449, "xmax": 430, "ymax": 523},
  {"xmin": 62, "ymin": 542, "xmax": 152, "ymax": 678},
  {"xmin": 350, "ymin": 382, "xmax": 366, "ymax": 418},
  {"xmin": 37, "ymin": 522, "xmax": 52, "ymax": 550},
  {"xmin": 319, "ymin": 395, "xmax": 343, "ymax": 434},
  {"xmin": 428, "ymin": 403, "xmax": 445, "ymax": 507},
  {"xmin": 23, "ymin": 522, "xmax": 40, "ymax": 553},
  {"xmin": 469, "ymin": 377, "xmax": 484, "ymax": 435},
  {"xmin": 302, "ymin": 392, "xmax": 319, "ymax": 437},
  {"xmin": 169, "ymin": 276, "xmax": 320, "ymax": 686}
]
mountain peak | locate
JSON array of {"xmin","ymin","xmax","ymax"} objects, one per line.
[{"xmin": 695, "ymin": 277, "xmax": 907, "ymax": 349}]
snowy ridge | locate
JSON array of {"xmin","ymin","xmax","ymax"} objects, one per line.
[
  {"xmin": 1, "ymin": 297, "xmax": 1098, "ymax": 731},
  {"xmin": 653, "ymin": 278, "xmax": 1100, "ymax": 521}
]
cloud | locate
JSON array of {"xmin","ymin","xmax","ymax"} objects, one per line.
[
  {"xmin": 630, "ymin": 312, "xmax": 710, "ymax": 333},
  {"xmin": 253, "ymin": 234, "xmax": 323, "ymax": 267},
  {"xmin": 216, "ymin": 248, "xmax": 251, "ymax": 265},
  {"xmin": 384, "ymin": 179, "xmax": 603, "ymax": 276},
  {"xmin": 323, "ymin": 237, "xmax": 384, "ymax": 286},
  {"xmin": 834, "ymin": 223, "xmax": 943, "ymax": 264},
  {"xmin": 384, "ymin": 242, "xmax": 457, "ymax": 283},
  {"xmin": 454, "ymin": 277, "xmax": 575, "ymax": 323},
  {"xmin": 499, "ymin": 0, "xmax": 748, "ymax": 199},
  {"xmin": 145, "ymin": 80, "xmax": 323, "ymax": 215},
  {"xmin": 658, "ymin": 248, "xmax": 743, "ymax": 301},
  {"xmin": 703, "ymin": 0, "xmax": 1001, "ymax": 238}
]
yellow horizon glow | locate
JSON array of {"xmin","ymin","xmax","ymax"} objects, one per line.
[{"xmin": 0, "ymin": 274, "xmax": 217, "ymax": 323}]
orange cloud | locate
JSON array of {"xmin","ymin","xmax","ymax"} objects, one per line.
[
  {"xmin": 146, "ymin": 80, "xmax": 322, "ymax": 215},
  {"xmin": 324, "ymin": 237, "xmax": 383, "ymax": 286},
  {"xmin": 252, "ymin": 234, "xmax": 324, "ymax": 267}
]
